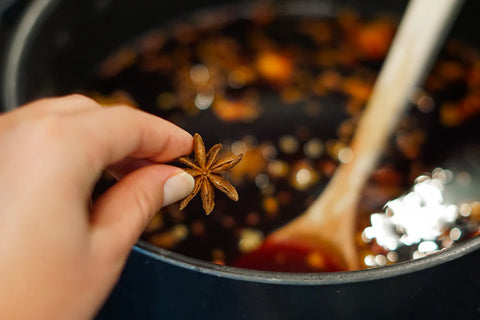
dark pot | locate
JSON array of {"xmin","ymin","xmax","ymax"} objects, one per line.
[{"xmin": 2, "ymin": 0, "xmax": 480, "ymax": 319}]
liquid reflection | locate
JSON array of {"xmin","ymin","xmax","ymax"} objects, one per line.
[{"xmin": 363, "ymin": 168, "xmax": 478, "ymax": 265}]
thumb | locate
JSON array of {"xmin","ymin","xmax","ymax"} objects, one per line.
[{"xmin": 90, "ymin": 164, "xmax": 194, "ymax": 260}]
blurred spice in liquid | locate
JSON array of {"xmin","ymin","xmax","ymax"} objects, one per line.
[{"xmin": 85, "ymin": 5, "xmax": 480, "ymax": 272}]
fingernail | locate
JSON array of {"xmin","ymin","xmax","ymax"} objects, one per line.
[{"xmin": 162, "ymin": 171, "xmax": 195, "ymax": 207}]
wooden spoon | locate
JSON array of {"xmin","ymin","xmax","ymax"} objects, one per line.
[{"xmin": 236, "ymin": 0, "xmax": 464, "ymax": 271}]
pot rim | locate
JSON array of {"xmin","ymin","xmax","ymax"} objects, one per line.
[
  {"xmin": 4, "ymin": 0, "xmax": 480, "ymax": 286},
  {"xmin": 3, "ymin": 0, "xmax": 57, "ymax": 110},
  {"xmin": 134, "ymin": 236, "xmax": 480, "ymax": 285}
]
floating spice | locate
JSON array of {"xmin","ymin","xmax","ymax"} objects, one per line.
[
  {"xmin": 85, "ymin": 5, "xmax": 480, "ymax": 271},
  {"xmin": 178, "ymin": 133, "xmax": 243, "ymax": 215}
]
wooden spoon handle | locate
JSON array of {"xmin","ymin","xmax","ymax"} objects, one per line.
[
  {"xmin": 301, "ymin": 0, "xmax": 464, "ymax": 226},
  {"xmin": 332, "ymin": 0, "xmax": 464, "ymax": 196},
  {"xmin": 265, "ymin": 0, "xmax": 464, "ymax": 271}
]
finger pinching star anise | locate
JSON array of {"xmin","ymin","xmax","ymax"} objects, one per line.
[{"xmin": 177, "ymin": 133, "xmax": 243, "ymax": 215}]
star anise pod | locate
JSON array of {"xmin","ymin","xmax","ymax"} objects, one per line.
[{"xmin": 177, "ymin": 133, "xmax": 243, "ymax": 215}]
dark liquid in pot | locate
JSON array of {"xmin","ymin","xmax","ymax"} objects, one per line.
[{"xmin": 83, "ymin": 5, "xmax": 480, "ymax": 272}]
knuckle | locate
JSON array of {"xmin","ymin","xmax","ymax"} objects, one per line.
[
  {"xmin": 33, "ymin": 115, "xmax": 66, "ymax": 140},
  {"xmin": 7, "ymin": 116, "xmax": 70, "ymax": 166},
  {"xmin": 67, "ymin": 93, "xmax": 88, "ymax": 100},
  {"xmin": 67, "ymin": 93, "xmax": 98, "ymax": 105}
]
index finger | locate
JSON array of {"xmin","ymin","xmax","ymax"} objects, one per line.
[{"xmin": 68, "ymin": 105, "xmax": 193, "ymax": 173}]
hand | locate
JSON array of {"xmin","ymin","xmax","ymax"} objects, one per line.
[{"xmin": 0, "ymin": 95, "xmax": 194, "ymax": 320}]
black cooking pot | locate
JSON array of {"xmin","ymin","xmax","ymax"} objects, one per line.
[{"xmin": 3, "ymin": 0, "xmax": 480, "ymax": 319}]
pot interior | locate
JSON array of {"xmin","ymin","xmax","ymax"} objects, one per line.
[{"xmin": 4, "ymin": 0, "xmax": 480, "ymax": 275}]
